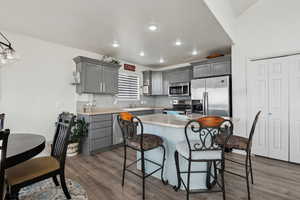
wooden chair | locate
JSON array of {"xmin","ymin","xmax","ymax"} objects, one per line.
[
  {"xmin": 118, "ymin": 112, "xmax": 168, "ymax": 200},
  {"xmin": 0, "ymin": 113, "xmax": 5, "ymax": 130},
  {"xmin": 215, "ymin": 111, "xmax": 261, "ymax": 200},
  {"xmin": 7, "ymin": 112, "xmax": 76, "ymax": 199},
  {"xmin": 174, "ymin": 116, "xmax": 233, "ymax": 200},
  {"xmin": 0, "ymin": 129, "xmax": 10, "ymax": 200}
]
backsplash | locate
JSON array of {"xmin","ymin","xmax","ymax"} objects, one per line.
[{"xmin": 76, "ymin": 94, "xmax": 155, "ymax": 112}]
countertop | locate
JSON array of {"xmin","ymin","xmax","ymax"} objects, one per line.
[
  {"xmin": 139, "ymin": 114, "xmax": 238, "ymax": 128},
  {"xmin": 77, "ymin": 107, "xmax": 168, "ymax": 115}
]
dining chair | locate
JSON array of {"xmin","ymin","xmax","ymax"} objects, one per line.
[
  {"xmin": 6, "ymin": 112, "xmax": 76, "ymax": 199},
  {"xmin": 118, "ymin": 112, "xmax": 168, "ymax": 200},
  {"xmin": 0, "ymin": 113, "xmax": 5, "ymax": 130},
  {"xmin": 0, "ymin": 129, "xmax": 10, "ymax": 200},
  {"xmin": 215, "ymin": 111, "xmax": 261, "ymax": 200},
  {"xmin": 174, "ymin": 116, "xmax": 233, "ymax": 200}
]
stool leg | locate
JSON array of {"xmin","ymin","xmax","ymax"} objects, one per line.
[
  {"xmin": 122, "ymin": 145, "xmax": 127, "ymax": 187},
  {"xmin": 141, "ymin": 150, "xmax": 146, "ymax": 200},
  {"xmin": 221, "ymin": 159, "xmax": 226, "ymax": 200},
  {"xmin": 160, "ymin": 145, "xmax": 168, "ymax": 185},
  {"xmin": 249, "ymin": 154, "xmax": 254, "ymax": 184},
  {"xmin": 186, "ymin": 159, "xmax": 192, "ymax": 200},
  {"xmin": 245, "ymin": 156, "xmax": 251, "ymax": 200},
  {"xmin": 173, "ymin": 151, "xmax": 181, "ymax": 191}
]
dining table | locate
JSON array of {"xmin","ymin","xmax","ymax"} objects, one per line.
[{"xmin": 5, "ymin": 133, "xmax": 46, "ymax": 168}]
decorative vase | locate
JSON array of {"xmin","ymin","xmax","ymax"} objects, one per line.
[{"xmin": 67, "ymin": 142, "xmax": 79, "ymax": 157}]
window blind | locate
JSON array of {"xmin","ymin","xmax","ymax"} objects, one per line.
[{"xmin": 117, "ymin": 73, "xmax": 140, "ymax": 100}]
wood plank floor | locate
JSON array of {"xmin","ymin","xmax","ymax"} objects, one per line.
[{"xmin": 65, "ymin": 148, "xmax": 300, "ymax": 200}]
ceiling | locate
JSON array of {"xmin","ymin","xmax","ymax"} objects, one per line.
[
  {"xmin": 229, "ymin": 0, "xmax": 259, "ymax": 17},
  {"xmin": 0, "ymin": 0, "xmax": 232, "ymax": 68}
]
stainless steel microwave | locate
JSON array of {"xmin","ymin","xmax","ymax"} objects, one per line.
[{"xmin": 169, "ymin": 82, "xmax": 190, "ymax": 97}]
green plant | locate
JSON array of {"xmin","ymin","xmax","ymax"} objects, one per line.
[{"xmin": 70, "ymin": 118, "xmax": 89, "ymax": 143}]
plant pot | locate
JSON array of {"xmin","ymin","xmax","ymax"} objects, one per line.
[{"xmin": 67, "ymin": 142, "xmax": 79, "ymax": 157}]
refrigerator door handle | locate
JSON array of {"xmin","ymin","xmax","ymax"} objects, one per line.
[
  {"xmin": 205, "ymin": 92, "xmax": 209, "ymax": 115},
  {"xmin": 203, "ymin": 92, "xmax": 206, "ymax": 115}
]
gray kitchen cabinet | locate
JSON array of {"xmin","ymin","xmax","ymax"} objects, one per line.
[
  {"xmin": 73, "ymin": 56, "xmax": 120, "ymax": 94},
  {"xmin": 162, "ymin": 71, "xmax": 169, "ymax": 95},
  {"xmin": 102, "ymin": 65, "xmax": 119, "ymax": 94},
  {"xmin": 192, "ymin": 55, "xmax": 231, "ymax": 78},
  {"xmin": 151, "ymin": 71, "xmax": 163, "ymax": 95},
  {"xmin": 79, "ymin": 113, "xmax": 113, "ymax": 155},
  {"xmin": 193, "ymin": 64, "xmax": 212, "ymax": 78},
  {"xmin": 211, "ymin": 61, "xmax": 231, "ymax": 76},
  {"xmin": 166, "ymin": 67, "xmax": 191, "ymax": 83},
  {"xmin": 143, "ymin": 71, "xmax": 152, "ymax": 86},
  {"xmin": 81, "ymin": 62, "xmax": 102, "ymax": 93},
  {"xmin": 79, "ymin": 109, "xmax": 157, "ymax": 155}
]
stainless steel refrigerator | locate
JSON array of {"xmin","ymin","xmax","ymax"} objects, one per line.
[{"xmin": 191, "ymin": 75, "xmax": 231, "ymax": 117}]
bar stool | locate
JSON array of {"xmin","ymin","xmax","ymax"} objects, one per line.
[
  {"xmin": 174, "ymin": 116, "xmax": 233, "ymax": 200},
  {"xmin": 215, "ymin": 111, "xmax": 261, "ymax": 200},
  {"xmin": 117, "ymin": 112, "xmax": 168, "ymax": 200}
]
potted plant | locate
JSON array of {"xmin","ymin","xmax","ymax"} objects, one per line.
[{"xmin": 67, "ymin": 117, "xmax": 89, "ymax": 157}]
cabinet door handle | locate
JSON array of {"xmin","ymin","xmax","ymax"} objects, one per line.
[
  {"xmin": 100, "ymin": 82, "xmax": 102, "ymax": 92},
  {"xmin": 103, "ymin": 83, "xmax": 106, "ymax": 92}
]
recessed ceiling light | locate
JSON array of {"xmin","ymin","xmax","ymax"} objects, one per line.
[
  {"xmin": 175, "ymin": 40, "xmax": 182, "ymax": 46},
  {"xmin": 159, "ymin": 58, "xmax": 165, "ymax": 63},
  {"xmin": 192, "ymin": 50, "xmax": 198, "ymax": 55},
  {"xmin": 139, "ymin": 51, "xmax": 145, "ymax": 56},
  {"xmin": 148, "ymin": 24, "xmax": 158, "ymax": 32},
  {"xmin": 112, "ymin": 41, "xmax": 119, "ymax": 48}
]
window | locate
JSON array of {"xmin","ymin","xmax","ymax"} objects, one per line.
[{"xmin": 117, "ymin": 73, "xmax": 140, "ymax": 101}]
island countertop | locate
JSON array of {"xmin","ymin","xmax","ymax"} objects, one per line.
[
  {"xmin": 138, "ymin": 113, "xmax": 236, "ymax": 128},
  {"xmin": 138, "ymin": 113, "xmax": 203, "ymax": 128}
]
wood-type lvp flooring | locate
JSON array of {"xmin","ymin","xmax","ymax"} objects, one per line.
[{"xmin": 65, "ymin": 148, "xmax": 300, "ymax": 200}]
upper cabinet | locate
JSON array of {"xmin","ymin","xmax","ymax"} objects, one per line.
[
  {"xmin": 73, "ymin": 56, "xmax": 120, "ymax": 94},
  {"xmin": 165, "ymin": 67, "xmax": 192, "ymax": 83},
  {"xmin": 192, "ymin": 55, "xmax": 231, "ymax": 78},
  {"xmin": 143, "ymin": 66, "xmax": 191, "ymax": 96}
]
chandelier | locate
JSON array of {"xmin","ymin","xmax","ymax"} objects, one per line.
[{"xmin": 0, "ymin": 32, "xmax": 17, "ymax": 65}]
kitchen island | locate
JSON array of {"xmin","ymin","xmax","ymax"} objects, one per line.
[{"xmin": 137, "ymin": 113, "xmax": 213, "ymax": 190}]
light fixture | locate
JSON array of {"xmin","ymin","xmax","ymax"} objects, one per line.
[
  {"xmin": 159, "ymin": 58, "xmax": 165, "ymax": 63},
  {"xmin": 148, "ymin": 24, "xmax": 158, "ymax": 32},
  {"xmin": 0, "ymin": 32, "xmax": 18, "ymax": 66},
  {"xmin": 139, "ymin": 51, "xmax": 145, "ymax": 57},
  {"xmin": 112, "ymin": 41, "xmax": 119, "ymax": 48},
  {"xmin": 192, "ymin": 49, "xmax": 198, "ymax": 56},
  {"xmin": 175, "ymin": 39, "xmax": 182, "ymax": 46}
]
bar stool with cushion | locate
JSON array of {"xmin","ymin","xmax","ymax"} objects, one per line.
[
  {"xmin": 7, "ymin": 112, "xmax": 76, "ymax": 199},
  {"xmin": 118, "ymin": 112, "xmax": 168, "ymax": 200},
  {"xmin": 174, "ymin": 116, "xmax": 233, "ymax": 200},
  {"xmin": 0, "ymin": 129, "xmax": 10, "ymax": 200},
  {"xmin": 215, "ymin": 111, "xmax": 261, "ymax": 200}
]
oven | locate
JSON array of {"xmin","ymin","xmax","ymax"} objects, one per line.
[{"xmin": 168, "ymin": 82, "xmax": 190, "ymax": 97}]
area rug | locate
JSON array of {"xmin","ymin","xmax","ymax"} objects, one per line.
[{"xmin": 19, "ymin": 178, "xmax": 88, "ymax": 200}]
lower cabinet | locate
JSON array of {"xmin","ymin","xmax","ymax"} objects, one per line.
[
  {"xmin": 79, "ymin": 114, "xmax": 113, "ymax": 155},
  {"xmin": 79, "ymin": 109, "xmax": 159, "ymax": 155}
]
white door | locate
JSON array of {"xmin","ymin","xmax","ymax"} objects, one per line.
[
  {"xmin": 247, "ymin": 60, "xmax": 269, "ymax": 157},
  {"xmin": 267, "ymin": 58, "xmax": 289, "ymax": 161},
  {"xmin": 289, "ymin": 55, "xmax": 300, "ymax": 163}
]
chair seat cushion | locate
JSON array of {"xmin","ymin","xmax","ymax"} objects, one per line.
[
  {"xmin": 7, "ymin": 156, "xmax": 60, "ymax": 186},
  {"xmin": 215, "ymin": 134, "xmax": 249, "ymax": 150},
  {"xmin": 176, "ymin": 140, "xmax": 222, "ymax": 160},
  {"xmin": 127, "ymin": 134, "xmax": 163, "ymax": 151}
]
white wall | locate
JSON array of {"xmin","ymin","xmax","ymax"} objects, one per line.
[
  {"xmin": 0, "ymin": 31, "xmax": 154, "ymax": 141},
  {"xmin": 231, "ymin": 0, "xmax": 300, "ymax": 136},
  {"xmin": 203, "ymin": 0, "xmax": 236, "ymax": 42},
  {"xmin": 0, "ymin": 31, "xmax": 101, "ymax": 140}
]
